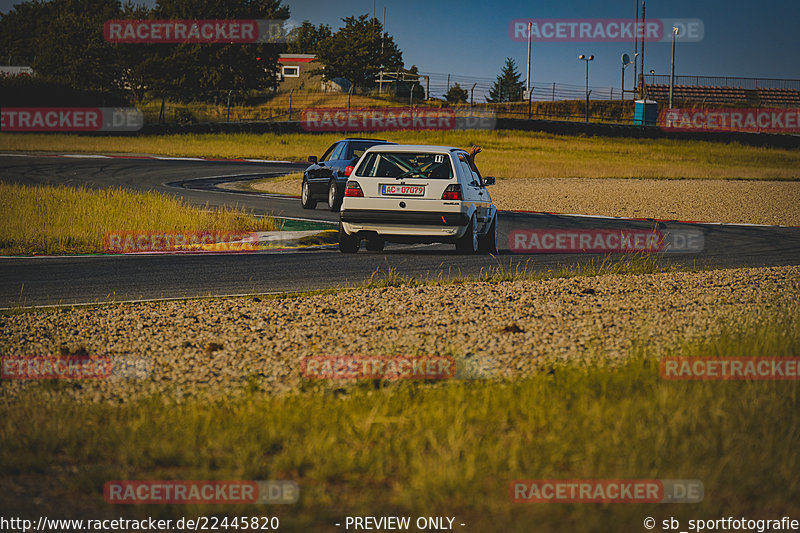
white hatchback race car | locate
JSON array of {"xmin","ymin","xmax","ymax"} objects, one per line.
[{"xmin": 338, "ymin": 144, "xmax": 498, "ymax": 254}]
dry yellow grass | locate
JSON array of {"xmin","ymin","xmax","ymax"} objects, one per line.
[
  {"xmin": 2, "ymin": 130, "xmax": 798, "ymax": 180},
  {"xmin": 0, "ymin": 182, "xmax": 277, "ymax": 255},
  {"xmin": 138, "ymin": 92, "xmax": 405, "ymax": 123}
]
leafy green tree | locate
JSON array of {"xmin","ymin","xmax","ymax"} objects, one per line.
[
  {"xmin": 149, "ymin": 0, "xmax": 290, "ymax": 101},
  {"xmin": 487, "ymin": 57, "xmax": 524, "ymax": 103},
  {"xmin": 286, "ymin": 20, "xmax": 331, "ymax": 54},
  {"xmin": 0, "ymin": 0, "xmax": 57, "ymax": 66},
  {"xmin": 36, "ymin": 0, "xmax": 121, "ymax": 91},
  {"xmin": 112, "ymin": 2, "xmax": 156, "ymax": 103},
  {"xmin": 445, "ymin": 83, "xmax": 468, "ymax": 103},
  {"xmin": 0, "ymin": 0, "xmax": 291, "ymax": 103},
  {"xmin": 0, "ymin": 0, "xmax": 122, "ymax": 92},
  {"xmin": 314, "ymin": 14, "xmax": 402, "ymax": 90}
]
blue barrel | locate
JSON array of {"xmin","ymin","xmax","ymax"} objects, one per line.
[{"xmin": 634, "ymin": 100, "xmax": 658, "ymax": 126}]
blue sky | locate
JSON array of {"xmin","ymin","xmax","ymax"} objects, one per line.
[
  {"xmin": 287, "ymin": 0, "xmax": 799, "ymax": 91},
  {"xmin": 2, "ymin": 0, "xmax": 798, "ymax": 97}
]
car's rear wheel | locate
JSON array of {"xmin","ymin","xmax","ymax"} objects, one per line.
[
  {"xmin": 478, "ymin": 214, "xmax": 498, "ymax": 254},
  {"xmin": 328, "ymin": 180, "xmax": 341, "ymax": 211},
  {"xmin": 338, "ymin": 221, "xmax": 359, "ymax": 253},
  {"xmin": 455, "ymin": 214, "xmax": 478, "ymax": 254},
  {"xmin": 365, "ymin": 236, "xmax": 385, "ymax": 252},
  {"xmin": 301, "ymin": 180, "xmax": 316, "ymax": 209}
]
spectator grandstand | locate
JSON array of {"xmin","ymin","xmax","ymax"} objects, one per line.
[
  {"xmin": 756, "ymin": 88, "xmax": 800, "ymax": 106},
  {"xmin": 644, "ymin": 75, "xmax": 800, "ymax": 107},
  {"xmin": 647, "ymin": 84, "xmax": 748, "ymax": 104}
]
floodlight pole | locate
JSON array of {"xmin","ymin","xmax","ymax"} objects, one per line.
[
  {"xmin": 528, "ymin": 86, "xmax": 533, "ymax": 119},
  {"xmin": 633, "ymin": 0, "xmax": 639, "ymax": 97},
  {"xmin": 585, "ymin": 60, "xmax": 589, "ymax": 123},
  {"xmin": 345, "ymin": 85, "xmax": 353, "ymax": 135},
  {"xmin": 579, "ymin": 54, "xmax": 594, "ymax": 123},
  {"xmin": 640, "ymin": 1, "xmax": 646, "ymax": 97},
  {"xmin": 526, "ymin": 21, "xmax": 532, "ymax": 93},
  {"xmin": 669, "ymin": 26, "xmax": 679, "ymax": 108}
]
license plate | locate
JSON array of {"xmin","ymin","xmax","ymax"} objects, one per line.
[{"xmin": 381, "ymin": 184, "xmax": 425, "ymax": 196}]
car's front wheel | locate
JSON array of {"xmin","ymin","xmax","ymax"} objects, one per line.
[
  {"xmin": 478, "ymin": 214, "xmax": 498, "ymax": 254},
  {"xmin": 301, "ymin": 180, "xmax": 316, "ymax": 209},
  {"xmin": 455, "ymin": 214, "xmax": 478, "ymax": 254},
  {"xmin": 338, "ymin": 221, "xmax": 359, "ymax": 253},
  {"xmin": 328, "ymin": 180, "xmax": 342, "ymax": 211}
]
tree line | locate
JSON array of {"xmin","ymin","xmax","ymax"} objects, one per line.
[
  {"xmin": 0, "ymin": 0, "xmax": 527, "ymax": 105},
  {"xmin": 0, "ymin": 0, "xmax": 407, "ymax": 104}
]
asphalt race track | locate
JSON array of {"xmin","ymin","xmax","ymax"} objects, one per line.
[{"xmin": 2, "ymin": 153, "xmax": 799, "ymax": 309}]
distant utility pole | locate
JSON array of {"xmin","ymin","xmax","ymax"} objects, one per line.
[{"xmin": 633, "ymin": 0, "xmax": 639, "ymax": 97}]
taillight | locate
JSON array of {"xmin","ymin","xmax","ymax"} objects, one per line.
[
  {"xmin": 441, "ymin": 184, "xmax": 462, "ymax": 200},
  {"xmin": 344, "ymin": 165, "xmax": 354, "ymax": 177},
  {"xmin": 344, "ymin": 181, "xmax": 363, "ymax": 197}
]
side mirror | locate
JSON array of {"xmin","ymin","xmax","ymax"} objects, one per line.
[
  {"xmin": 308, "ymin": 155, "xmax": 317, "ymax": 163},
  {"xmin": 483, "ymin": 176, "xmax": 496, "ymax": 186}
]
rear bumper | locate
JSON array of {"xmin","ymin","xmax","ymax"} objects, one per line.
[
  {"xmin": 340, "ymin": 209, "xmax": 469, "ymax": 226},
  {"xmin": 340, "ymin": 210, "xmax": 469, "ymax": 242}
]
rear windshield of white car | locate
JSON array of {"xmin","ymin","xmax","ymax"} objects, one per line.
[
  {"xmin": 349, "ymin": 141, "xmax": 387, "ymax": 160},
  {"xmin": 355, "ymin": 152, "xmax": 453, "ymax": 179}
]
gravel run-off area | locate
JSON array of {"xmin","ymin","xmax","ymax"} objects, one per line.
[
  {"xmin": 255, "ymin": 178, "xmax": 800, "ymax": 226},
  {"xmin": 1, "ymin": 265, "xmax": 798, "ymax": 403}
]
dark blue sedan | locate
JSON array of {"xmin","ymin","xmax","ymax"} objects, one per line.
[{"xmin": 301, "ymin": 138, "xmax": 395, "ymax": 210}]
